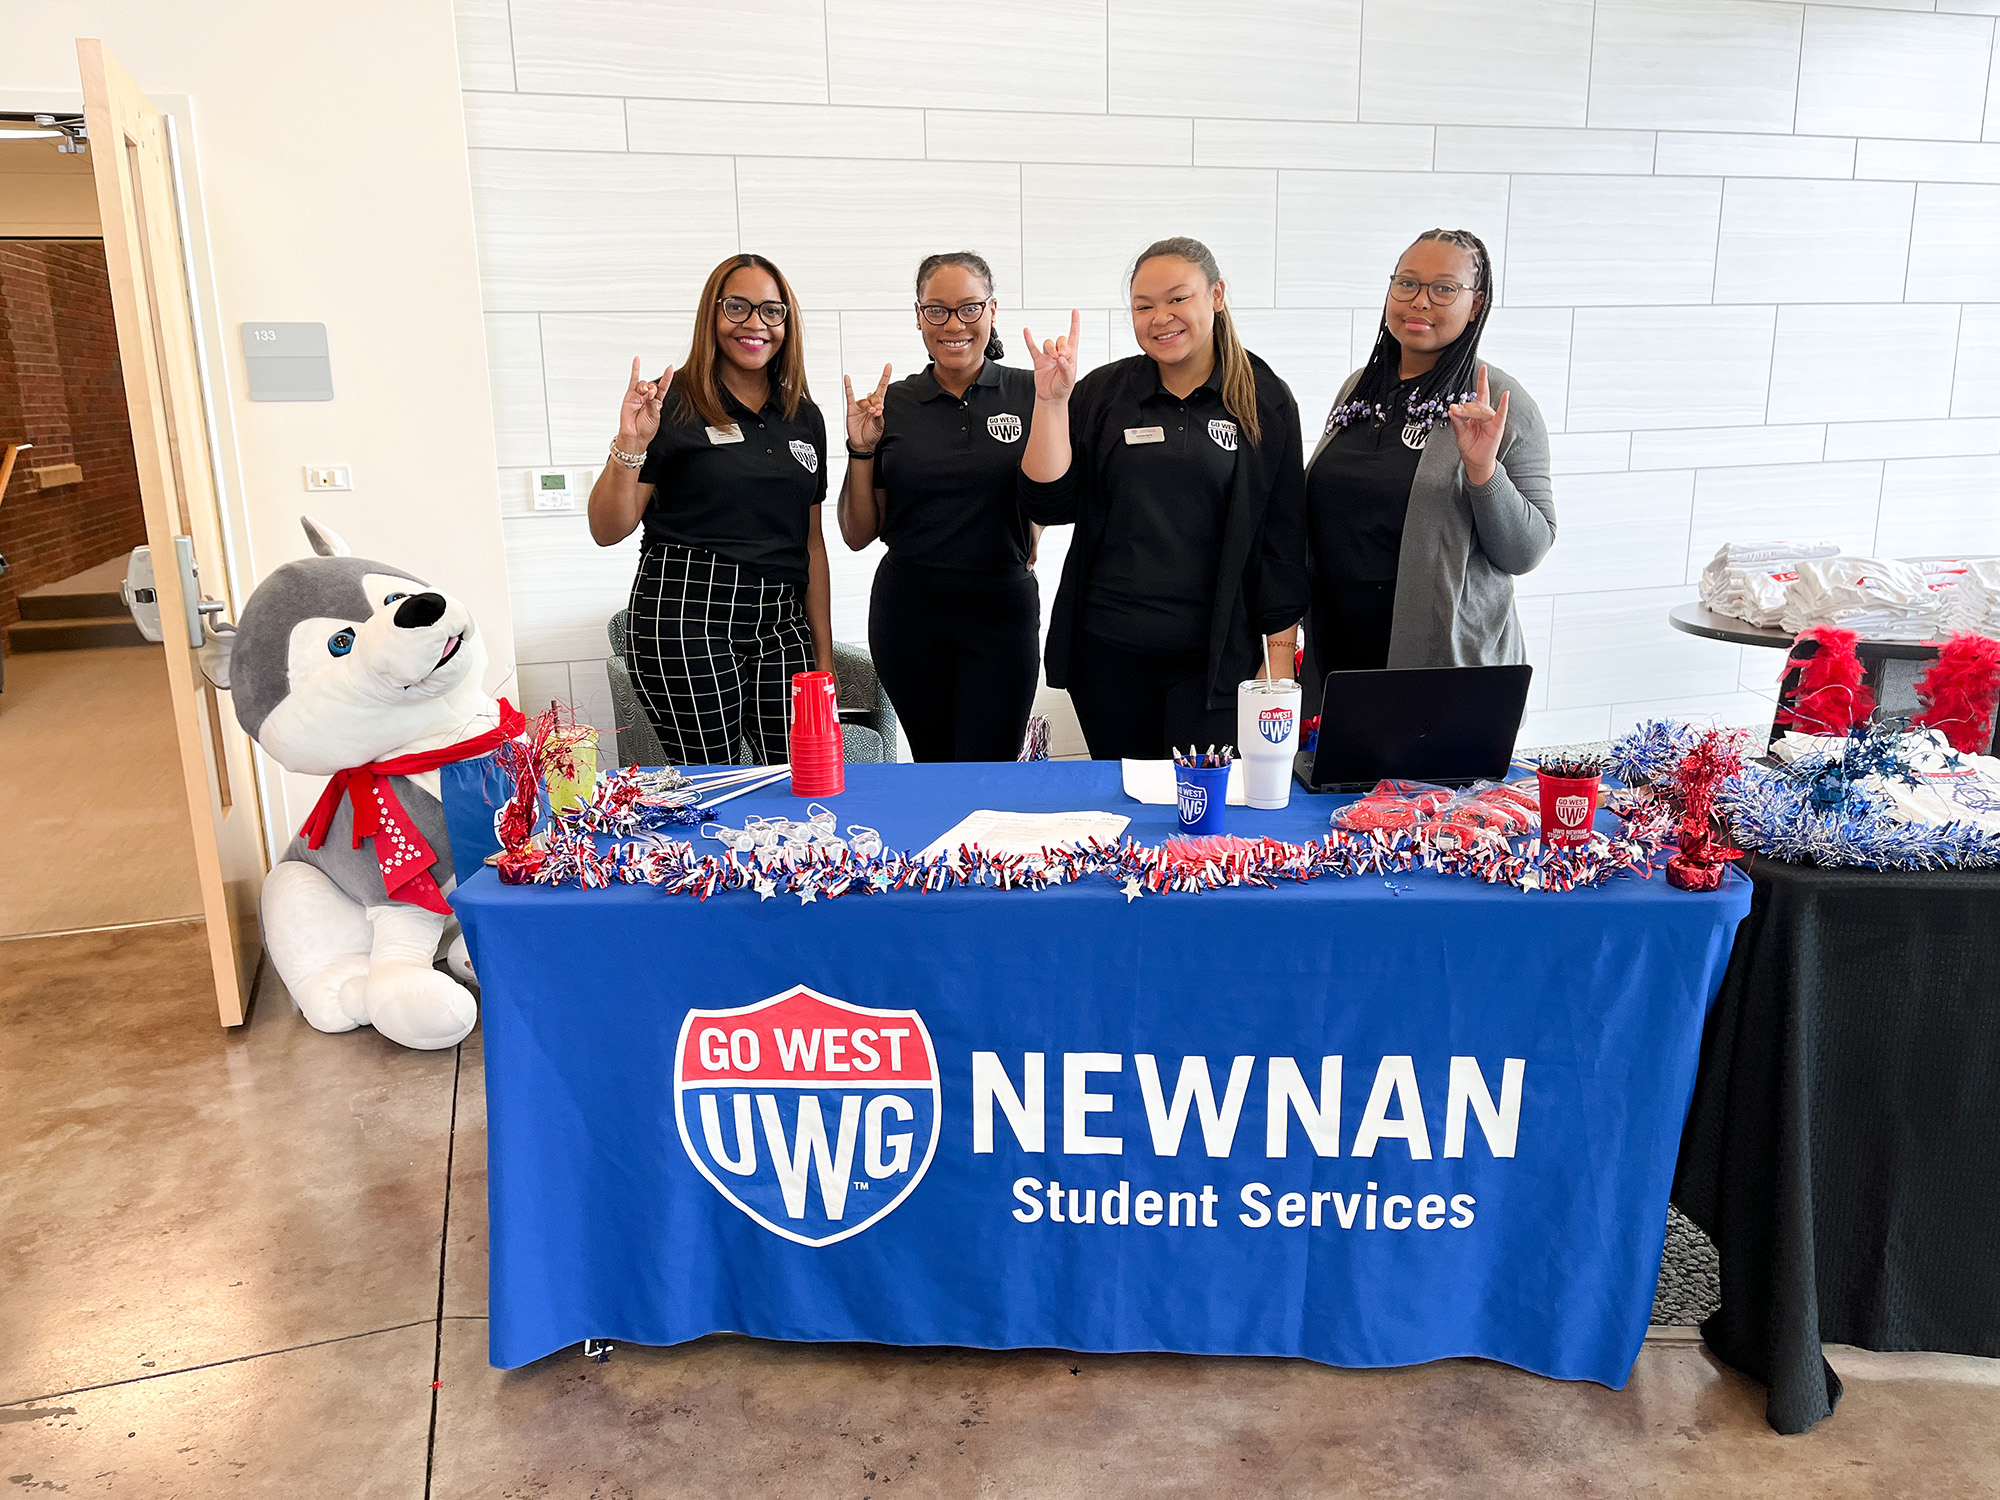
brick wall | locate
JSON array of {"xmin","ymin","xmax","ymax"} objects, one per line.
[{"xmin": 0, "ymin": 239, "xmax": 147, "ymax": 638}]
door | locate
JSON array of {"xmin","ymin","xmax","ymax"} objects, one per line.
[{"xmin": 78, "ymin": 39, "xmax": 265, "ymax": 1025}]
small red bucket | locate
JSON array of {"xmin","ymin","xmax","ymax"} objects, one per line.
[{"xmin": 1537, "ymin": 771, "xmax": 1601, "ymax": 849}]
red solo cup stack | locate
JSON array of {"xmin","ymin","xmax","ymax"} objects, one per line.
[{"xmin": 788, "ymin": 670, "xmax": 845, "ymax": 797}]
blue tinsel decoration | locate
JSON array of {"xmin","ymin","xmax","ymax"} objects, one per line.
[{"xmin": 1607, "ymin": 718, "xmax": 2000, "ymax": 872}]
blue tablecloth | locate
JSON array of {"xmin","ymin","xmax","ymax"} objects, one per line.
[{"xmin": 451, "ymin": 761, "xmax": 1750, "ymax": 1383}]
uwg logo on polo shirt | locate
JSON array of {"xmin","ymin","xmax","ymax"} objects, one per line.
[
  {"xmin": 674, "ymin": 986, "xmax": 940, "ymax": 1247},
  {"xmin": 1256, "ymin": 706, "xmax": 1294, "ymax": 745}
]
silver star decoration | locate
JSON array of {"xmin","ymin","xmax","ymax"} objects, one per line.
[
  {"xmin": 1122, "ymin": 877, "xmax": 1144, "ymax": 902},
  {"xmin": 798, "ymin": 886, "xmax": 818, "ymax": 904},
  {"xmin": 753, "ymin": 874, "xmax": 777, "ymax": 900}
]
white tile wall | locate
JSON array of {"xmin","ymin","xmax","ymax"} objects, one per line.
[
  {"xmin": 1515, "ymin": 470, "xmax": 1694, "ymax": 598},
  {"xmin": 1908, "ymin": 184, "xmax": 2000, "ymax": 301},
  {"xmin": 1360, "ymin": 0, "xmax": 1596, "ymax": 128},
  {"xmin": 1713, "ymin": 180, "xmax": 1914, "ymax": 303},
  {"xmin": 1655, "ymin": 133, "xmax": 1856, "ymax": 179},
  {"xmin": 459, "ymin": 0, "xmax": 2000, "ymax": 747},
  {"xmin": 1568, "ymin": 308, "xmax": 1776, "ymax": 431},
  {"xmin": 1795, "ymin": 8, "xmax": 1997, "ymax": 142},
  {"xmin": 1022, "ymin": 164, "xmax": 1277, "ymax": 309},
  {"xmin": 1110, "ymin": 0, "xmax": 1363, "ymax": 122},
  {"xmin": 1875, "ymin": 456, "xmax": 2000, "ymax": 554},
  {"xmin": 826, "ymin": 0, "xmax": 1106, "ymax": 111},
  {"xmin": 1767, "ymin": 304, "xmax": 1962, "ymax": 422},
  {"xmin": 509, "ymin": 0, "xmax": 828, "ymax": 101},
  {"xmin": 1276, "ymin": 170, "xmax": 1511, "ymax": 307},
  {"xmin": 1502, "ymin": 177, "xmax": 1723, "ymax": 306},
  {"xmin": 1587, "ymin": 1, "xmax": 1804, "ymax": 134},
  {"xmin": 1953, "ymin": 306, "xmax": 2000, "ymax": 414},
  {"xmin": 1682, "ymin": 461, "xmax": 1885, "ymax": 579}
]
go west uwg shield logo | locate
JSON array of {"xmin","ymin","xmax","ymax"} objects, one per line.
[
  {"xmin": 674, "ymin": 986, "xmax": 940, "ymax": 1247},
  {"xmin": 1256, "ymin": 706, "xmax": 1294, "ymax": 745}
]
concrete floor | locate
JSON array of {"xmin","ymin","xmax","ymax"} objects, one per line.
[
  {"xmin": 0, "ymin": 644, "xmax": 202, "ymax": 937},
  {"xmin": 4, "ymin": 922, "xmax": 1998, "ymax": 1498}
]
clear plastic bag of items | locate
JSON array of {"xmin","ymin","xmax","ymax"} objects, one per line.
[
  {"xmin": 1328, "ymin": 779, "xmax": 1457, "ymax": 833},
  {"xmin": 1423, "ymin": 780, "xmax": 1540, "ymax": 850}
]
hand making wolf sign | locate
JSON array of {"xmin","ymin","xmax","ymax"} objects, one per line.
[
  {"xmin": 1023, "ymin": 309, "xmax": 1082, "ymax": 404},
  {"xmin": 619, "ymin": 356, "xmax": 676, "ymax": 450},
  {"xmin": 1447, "ymin": 364, "xmax": 1509, "ymax": 488},
  {"xmin": 843, "ymin": 363, "xmax": 893, "ymax": 453}
]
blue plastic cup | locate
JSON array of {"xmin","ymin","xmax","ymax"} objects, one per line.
[{"xmin": 1175, "ymin": 763, "xmax": 1230, "ymax": 835}]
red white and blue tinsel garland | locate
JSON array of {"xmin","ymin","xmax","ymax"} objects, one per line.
[
  {"xmin": 498, "ymin": 768, "xmax": 1680, "ymax": 902},
  {"xmin": 1609, "ymin": 718, "xmax": 2000, "ymax": 872}
]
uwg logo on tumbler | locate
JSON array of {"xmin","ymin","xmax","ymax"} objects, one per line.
[
  {"xmin": 1256, "ymin": 706, "xmax": 1295, "ymax": 746},
  {"xmin": 1554, "ymin": 795, "xmax": 1591, "ymax": 828},
  {"xmin": 674, "ymin": 986, "xmax": 940, "ymax": 1247},
  {"xmin": 1177, "ymin": 782, "xmax": 1209, "ymax": 822}
]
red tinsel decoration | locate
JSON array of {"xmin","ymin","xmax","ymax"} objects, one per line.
[
  {"xmin": 1911, "ymin": 632, "xmax": 2000, "ymax": 755},
  {"xmin": 491, "ymin": 703, "xmax": 589, "ymax": 866},
  {"xmin": 1777, "ymin": 626, "xmax": 1873, "ymax": 737},
  {"xmin": 1665, "ymin": 728, "xmax": 1745, "ymax": 892}
]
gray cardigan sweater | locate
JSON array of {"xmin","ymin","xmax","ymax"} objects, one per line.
[{"xmin": 1308, "ymin": 363, "xmax": 1555, "ymax": 668}]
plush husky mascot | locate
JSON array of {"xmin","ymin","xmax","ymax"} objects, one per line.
[{"xmin": 205, "ymin": 518, "xmax": 521, "ymax": 1049}]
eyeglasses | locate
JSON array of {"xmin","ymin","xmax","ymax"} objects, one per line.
[
  {"xmin": 1387, "ymin": 275, "xmax": 1475, "ymax": 307},
  {"xmin": 718, "ymin": 295, "xmax": 789, "ymax": 325},
  {"xmin": 916, "ymin": 299, "xmax": 993, "ymax": 326}
]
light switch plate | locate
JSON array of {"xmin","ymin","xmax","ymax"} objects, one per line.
[{"xmin": 305, "ymin": 465, "xmax": 352, "ymax": 491}]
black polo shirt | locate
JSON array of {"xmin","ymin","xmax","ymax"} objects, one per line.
[
  {"xmin": 1307, "ymin": 376, "xmax": 1427, "ymax": 585},
  {"xmin": 1078, "ymin": 357, "xmax": 1239, "ymax": 654},
  {"xmin": 638, "ymin": 383, "xmax": 828, "ymax": 586},
  {"xmin": 873, "ymin": 360, "xmax": 1035, "ymax": 572}
]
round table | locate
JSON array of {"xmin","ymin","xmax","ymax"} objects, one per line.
[{"xmin": 1666, "ymin": 601, "xmax": 1948, "ymax": 660}]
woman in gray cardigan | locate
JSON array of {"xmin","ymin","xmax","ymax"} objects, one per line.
[{"xmin": 1293, "ymin": 228, "xmax": 1554, "ymax": 676}]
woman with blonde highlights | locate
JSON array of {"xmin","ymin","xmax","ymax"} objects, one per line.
[{"xmin": 1020, "ymin": 235, "xmax": 1307, "ymax": 759}]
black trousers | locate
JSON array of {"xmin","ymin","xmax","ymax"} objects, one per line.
[
  {"xmin": 626, "ymin": 541, "xmax": 812, "ymax": 766},
  {"xmin": 869, "ymin": 553, "xmax": 1041, "ymax": 762},
  {"xmin": 1067, "ymin": 630, "xmax": 1239, "ymax": 760}
]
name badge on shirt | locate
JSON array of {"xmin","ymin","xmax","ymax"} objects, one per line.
[
  {"xmin": 1124, "ymin": 426, "xmax": 1166, "ymax": 445},
  {"xmin": 705, "ymin": 424, "xmax": 744, "ymax": 445}
]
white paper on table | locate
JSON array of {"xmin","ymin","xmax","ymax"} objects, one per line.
[
  {"xmin": 918, "ymin": 809, "xmax": 1132, "ymax": 861},
  {"xmin": 1120, "ymin": 758, "xmax": 1248, "ymax": 806}
]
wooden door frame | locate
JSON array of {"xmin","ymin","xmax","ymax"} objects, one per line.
[{"xmin": 73, "ymin": 45, "xmax": 270, "ymax": 1025}]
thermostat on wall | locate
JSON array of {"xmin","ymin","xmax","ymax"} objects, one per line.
[{"xmin": 528, "ymin": 469, "xmax": 579, "ymax": 511}]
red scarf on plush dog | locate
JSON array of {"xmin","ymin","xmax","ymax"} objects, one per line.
[{"xmin": 299, "ymin": 699, "xmax": 526, "ymax": 914}]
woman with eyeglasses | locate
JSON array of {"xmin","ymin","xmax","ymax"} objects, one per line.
[
  {"xmin": 588, "ymin": 252, "xmax": 833, "ymax": 765},
  {"xmin": 1298, "ymin": 228, "xmax": 1553, "ymax": 680},
  {"xmin": 838, "ymin": 251, "xmax": 1040, "ymax": 761},
  {"xmin": 1019, "ymin": 235, "xmax": 1307, "ymax": 759}
]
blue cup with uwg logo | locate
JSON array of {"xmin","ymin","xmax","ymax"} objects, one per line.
[{"xmin": 1174, "ymin": 762, "xmax": 1230, "ymax": 835}]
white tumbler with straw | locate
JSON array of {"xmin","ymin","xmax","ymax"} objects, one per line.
[{"xmin": 1237, "ymin": 677, "xmax": 1303, "ymax": 810}]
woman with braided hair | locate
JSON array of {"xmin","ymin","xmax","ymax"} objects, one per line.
[{"xmin": 1297, "ymin": 228, "xmax": 1554, "ymax": 677}]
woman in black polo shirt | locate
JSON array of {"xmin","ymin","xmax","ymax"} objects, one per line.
[
  {"xmin": 587, "ymin": 252, "xmax": 833, "ymax": 765},
  {"xmin": 838, "ymin": 251, "xmax": 1039, "ymax": 761},
  {"xmin": 1019, "ymin": 235, "xmax": 1307, "ymax": 759}
]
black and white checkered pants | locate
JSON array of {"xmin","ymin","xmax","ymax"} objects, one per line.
[{"xmin": 626, "ymin": 542, "xmax": 813, "ymax": 766}]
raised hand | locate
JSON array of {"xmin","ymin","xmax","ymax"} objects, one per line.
[
  {"xmin": 843, "ymin": 363, "xmax": 893, "ymax": 452},
  {"xmin": 620, "ymin": 356, "xmax": 674, "ymax": 449},
  {"xmin": 1024, "ymin": 309, "xmax": 1081, "ymax": 403},
  {"xmin": 1448, "ymin": 364, "xmax": 1510, "ymax": 488}
]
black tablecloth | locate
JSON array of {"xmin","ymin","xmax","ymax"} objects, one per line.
[{"xmin": 1673, "ymin": 854, "xmax": 2000, "ymax": 1433}]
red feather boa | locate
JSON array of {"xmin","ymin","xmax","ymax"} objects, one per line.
[
  {"xmin": 1913, "ymin": 632, "xmax": 2000, "ymax": 755},
  {"xmin": 1778, "ymin": 626, "xmax": 1873, "ymax": 736}
]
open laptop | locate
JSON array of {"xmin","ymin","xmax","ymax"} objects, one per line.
[{"xmin": 1294, "ymin": 665, "xmax": 1534, "ymax": 793}]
